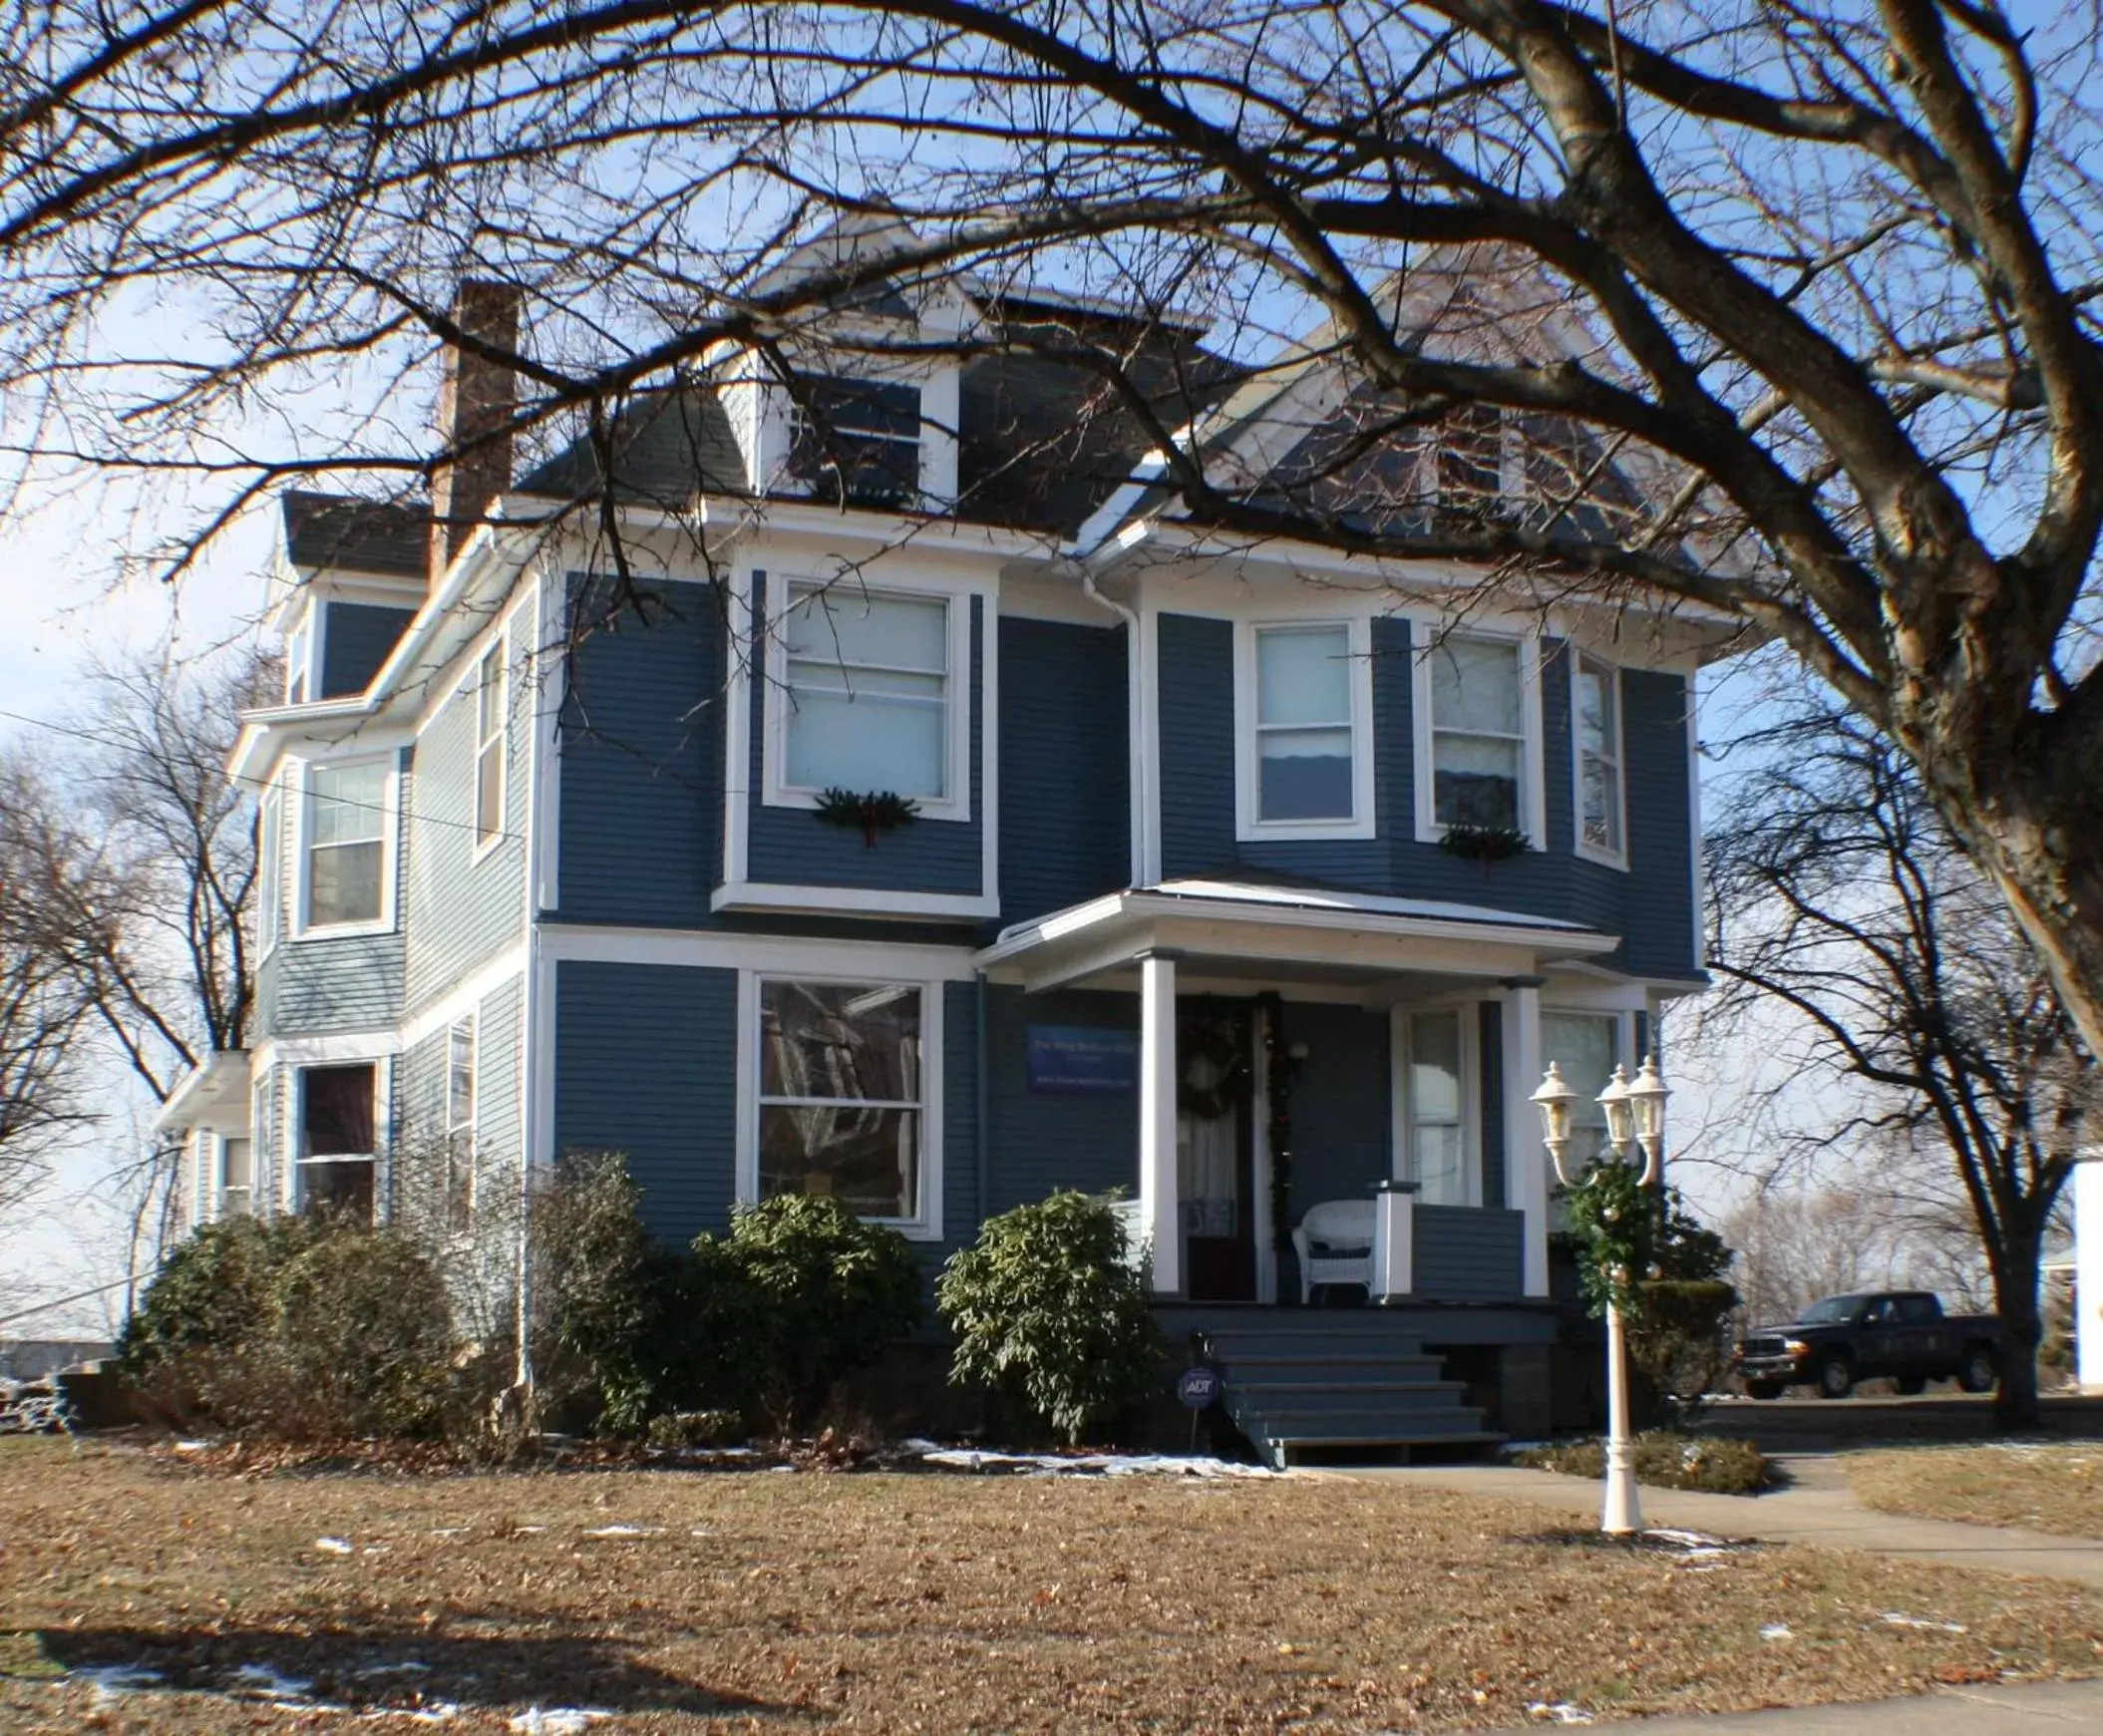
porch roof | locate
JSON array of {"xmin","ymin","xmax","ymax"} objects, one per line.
[
  {"xmin": 153, "ymin": 1049, "xmax": 252, "ymax": 1135},
  {"xmin": 975, "ymin": 876, "xmax": 1619, "ymax": 994}
]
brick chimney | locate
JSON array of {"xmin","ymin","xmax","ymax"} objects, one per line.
[{"xmin": 429, "ymin": 278, "xmax": 522, "ymax": 581}]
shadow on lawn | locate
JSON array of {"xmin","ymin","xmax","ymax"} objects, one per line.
[{"xmin": 32, "ymin": 1623, "xmax": 796, "ymax": 1720}]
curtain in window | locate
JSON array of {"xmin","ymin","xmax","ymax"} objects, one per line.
[
  {"xmin": 783, "ymin": 587, "xmax": 948, "ymax": 799},
  {"xmin": 1254, "ymin": 624, "xmax": 1354, "ymax": 821},
  {"xmin": 1431, "ymin": 637, "xmax": 1524, "ymax": 830},
  {"xmin": 1407, "ymin": 1011, "xmax": 1467, "ymax": 1205}
]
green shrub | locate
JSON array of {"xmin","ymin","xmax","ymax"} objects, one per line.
[
  {"xmin": 118, "ymin": 1215, "xmax": 329, "ymax": 1375},
  {"xmin": 936, "ymin": 1190, "xmax": 1163, "ymax": 1445},
  {"xmin": 122, "ymin": 1215, "xmax": 458, "ymax": 1440},
  {"xmin": 645, "ymin": 1407, "xmax": 746, "ymax": 1450},
  {"xmin": 1515, "ymin": 1430, "xmax": 1770, "ymax": 1495},
  {"xmin": 700, "ymin": 1194, "xmax": 922, "ymax": 1426}
]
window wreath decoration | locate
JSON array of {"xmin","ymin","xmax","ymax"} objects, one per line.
[{"xmin": 1176, "ymin": 1019, "xmax": 1249, "ymax": 1122}]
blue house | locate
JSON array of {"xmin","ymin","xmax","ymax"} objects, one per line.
[{"xmin": 160, "ymin": 242, "xmax": 1738, "ymax": 1455}]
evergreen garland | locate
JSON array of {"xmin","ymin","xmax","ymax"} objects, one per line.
[
  {"xmin": 812, "ymin": 788, "xmax": 921, "ymax": 848},
  {"xmin": 1437, "ymin": 823, "xmax": 1532, "ymax": 865},
  {"xmin": 1254, "ymin": 990, "xmax": 1300, "ymax": 1252},
  {"xmin": 1562, "ymin": 1160, "xmax": 1652, "ymax": 1317}
]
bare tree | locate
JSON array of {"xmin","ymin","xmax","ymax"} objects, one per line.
[
  {"xmin": 1, "ymin": 646, "xmax": 268, "ymax": 1258},
  {"xmin": 1, "ymin": 2, "xmax": 2101, "ymax": 1053},
  {"xmin": 1706, "ymin": 684, "xmax": 2095, "ymax": 1425},
  {"xmin": 0, "ymin": 769, "xmax": 96, "ymax": 1215}
]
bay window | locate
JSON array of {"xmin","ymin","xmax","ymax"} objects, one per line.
[
  {"xmin": 1236, "ymin": 617, "xmax": 1374, "ymax": 839},
  {"xmin": 1575, "ymin": 654, "xmax": 1625, "ymax": 863},
  {"xmin": 297, "ymin": 1062, "xmax": 378, "ymax": 1221},
  {"xmin": 1425, "ymin": 633, "xmax": 1530, "ymax": 835},
  {"xmin": 755, "ymin": 979, "xmax": 927, "ymax": 1226},
  {"xmin": 302, "ymin": 760, "xmax": 389, "ymax": 930},
  {"xmin": 774, "ymin": 582, "xmax": 958, "ymax": 810}
]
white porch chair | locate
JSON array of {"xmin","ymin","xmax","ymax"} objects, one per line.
[{"xmin": 1291, "ymin": 1199, "xmax": 1377, "ymax": 1303}]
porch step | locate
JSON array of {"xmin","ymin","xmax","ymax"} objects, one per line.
[{"xmin": 1187, "ymin": 1317, "xmax": 1501, "ymax": 1470}]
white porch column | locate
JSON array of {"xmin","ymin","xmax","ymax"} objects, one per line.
[
  {"xmin": 1502, "ymin": 981, "xmax": 1550, "ymax": 1297},
  {"xmin": 1139, "ymin": 949, "xmax": 1182, "ymax": 1295},
  {"xmin": 2076, "ymin": 1150, "xmax": 2103, "ymax": 1394}
]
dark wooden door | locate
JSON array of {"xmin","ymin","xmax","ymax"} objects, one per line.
[{"xmin": 1179, "ymin": 1007, "xmax": 1256, "ymax": 1302}]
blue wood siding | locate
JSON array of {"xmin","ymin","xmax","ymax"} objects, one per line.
[
  {"xmin": 1477, "ymin": 999, "xmax": 1507, "ymax": 1211},
  {"xmin": 554, "ymin": 578, "xmax": 721, "ymax": 929},
  {"xmin": 1157, "ymin": 613, "xmax": 1238, "ymax": 877},
  {"xmin": 552, "ymin": 959, "xmax": 738, "ymax": 1241},
  {"xmin": 998, "ymin": 616, "xmax": 1129, "ymax": 924},
  {"xmin": 1413, "ymin": 1205, "xmax": 1525, "ymax": 1302},
  {"xmin": 983, "ymin": 985, "xmax": 1139, "ymax": 1211},
  {"xmin": 320, "ymin": 601, "xmax": 416, "ymax": 699},
  {"xmin": 402, "ymin": 637, "xmax": 527, "ymax": 1011},
  {"xmin": 1151, "ymin": 610, "xmax": 1699, "ymax": 977},
  {"xmin": 743, "ymin": 589, "xmax": 986, "ymax": 895}
]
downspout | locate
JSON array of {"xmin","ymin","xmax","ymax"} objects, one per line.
[
  {"xmin": 974, "ymin": 970, "xmax": 990, "ymax": 1232},
  {"xmin": 514, "ymin": 567, "xmax": 548, "ymax": 1411},
  {"xmin": 1077, "ymin": 566, "xmax": 1147, "ymax": 887}
]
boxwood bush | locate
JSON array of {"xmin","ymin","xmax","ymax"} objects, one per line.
[{"xmin": 936, "ymin": 1190, "xmax": 1163, "ymax": 1445}]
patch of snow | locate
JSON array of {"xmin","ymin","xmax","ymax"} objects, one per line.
[
  {"xmin": 1760, "ymin": 1623, "xmax": 1793, "ymax": 1641},
  {"xmin": 231, "ymin": 1662, "xmax": 315, "ymax": 1699},
  {"xmin": 315, "ymin": 1536, "xmax": 354, "ymax": 1556},
  {"xmin": 173, "ymin": 1439, "xmax": 210, "ymax": 1453},
  {"xmin": 917, "ymin": 1447, "xmax": 1282, "ymax": 1479},
  {"xmin": 368, "ymin": 1703, "xmax": 460, "ymax": 1724},
  {"xmin": 72, "ymin": 1664, "xmax": 165, "ymax": 1704},
  {"xmin": 508, "ymin": 1710, "xmax": 614, "ymax": 1735},
  {"xmin": 1528, "ymin": 1701, "xmax": 1595, "ymax": 1724},
  {"xmin": 354, "ymin": 1660, "xmax": 432, "ymax": 1678},
  {"xmin": 1882, "ymin": 1612, "xmax": 1967, "ymax": 1633},
  {"xmin": 578, "ymin": 1524, "xmax": 657, "ymax": 1539},
  {"xmin": 1642, "ymin": 1527, "xmax": 1753, "ymax": 1561}
]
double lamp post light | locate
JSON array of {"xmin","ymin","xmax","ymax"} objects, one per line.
[{"xmin": 1530, "ymin": 1053, "xmax": 1671, "ymax": 1537}]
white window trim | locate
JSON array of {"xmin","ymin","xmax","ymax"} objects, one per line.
[
  {"xmin": 470, "ymin": 636, "xmax": 508, "ymax": 863},
  {"xmin": 761, "ymin": 570, "xmax": 973, "ymax": 824},
  {"xmin": 1572, "ymin": 651, "xmax": 1630, "ymax": 870},
  {"xmin": 1389, "ymin": 1002, "xmax": 1482, "ymax": 1207},
  {"xmin": 734, "ymin": 967, "xmax": 944, "ymax": 1241},
  {"xmin": 285, "ymin": 1053, "xmax": 392, "ymax": 1219},
  {"xmin": 288, "ymin": 753, "xmax": 401, "ymax": 941},
  {"xmin": 213, "ymin": 1130, "xmax": 255, "ymax": 1221},
  {"xmin": 257, "ymin": 780, "xmax": 283, "ymax": 960},
  {"xmin": 446, "ymin": 1015, "xmax": 479, "ymax": 1226},
  {"xmin": 1411, "ymin": 625, "xmax": 1548, "ymax": 848},
  {"xmin": 285, "ymin": 612, "xmax": 315, "ymax": 705},
  {"xmin": 1233, "ymin": 615, "xmax": 1377, "ymax": 842}
]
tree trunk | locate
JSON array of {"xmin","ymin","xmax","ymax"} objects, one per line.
[{"xmin": 1991, "ymin": 1229, "xmax": 2046, "ymax": 1432}]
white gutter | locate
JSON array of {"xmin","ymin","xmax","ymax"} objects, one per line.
[{"xmin": 1074, "ymin": 564, "xmax": 1151, "ymax": 889}]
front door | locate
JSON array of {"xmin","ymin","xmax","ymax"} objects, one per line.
[{"xmin": 1178, "ymin": 1006, "xmax": 1256, "ymax": 1302}]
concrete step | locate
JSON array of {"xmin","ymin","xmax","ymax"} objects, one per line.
[
  {"xmin": 1212, "ymin": 1352, "xmax": 1448, "ymax": 1382},
  {"xmin": 1249, "ymin": 1403, "xmax": 1490, "ymax": 1434},
  {"xmin": 1228, "ymin": 1378, "xmax": 1468, "ymax": 1403}
]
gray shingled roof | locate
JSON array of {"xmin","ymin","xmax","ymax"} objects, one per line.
[
  {"xmin": 514, "ymin": 387, "xmax": 750, "ymax": 505},
  {"xmin": 281, "ymin": 491, "xmax": 431, "ymax": 578}
]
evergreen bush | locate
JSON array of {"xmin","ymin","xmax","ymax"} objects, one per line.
[{"xmin": 936, "ymin": 1190, "xmax": 1163, "ymax": 1445}]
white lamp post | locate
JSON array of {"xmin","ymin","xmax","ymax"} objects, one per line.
[{"xmin": 1533, "ymin": 1053, "xmax": 1671, "ymax": 1537}]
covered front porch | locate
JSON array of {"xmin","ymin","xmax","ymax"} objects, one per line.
[{"xmin": 974, "ymin": 876, "xmax": 1631, "ymax": 1310}]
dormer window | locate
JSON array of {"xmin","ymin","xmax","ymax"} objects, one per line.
[{"xmin": 787, "ymin": 377, "xmax": 921, "ymax": 508}]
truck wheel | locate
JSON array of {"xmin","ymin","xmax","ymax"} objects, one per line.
[
  {"xmin": 1745, "ymin": 1380, "xmax": 1785, "ymax": 1401},
  {"xmin": 1896, "ymin": 1375, "xmax": 1928, "ymax": 1396},
  {"xmin": 1814, "ymin": 1353, "xmax": 1855, "ymax": 1400},
  {"xmin": 1957, "ymin": 1347, "xmax": 1998, "ymax": 1394}
]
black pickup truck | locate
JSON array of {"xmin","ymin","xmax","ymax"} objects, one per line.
[{"xmin": 1732, "ymin": 1291, "xmax": 2005, "ymax": 1399}]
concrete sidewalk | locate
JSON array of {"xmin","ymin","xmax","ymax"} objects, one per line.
[
  {"xmin": 1354, "ymin": 1452, "xmax": 2103, "ymax": 1588},
  {"xmin": 1546, "ymin": 1677, "xmax": 2103, "ymax": 1731}
]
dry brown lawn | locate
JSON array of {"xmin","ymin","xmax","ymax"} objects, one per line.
[
  {"xmin": 1848, "ymin": 1442, "xmax": 2103, "ymax": 1540},
  {"xmin": 1, "ymin": 1437, "xmax": 2099, "ymax": 1732}
]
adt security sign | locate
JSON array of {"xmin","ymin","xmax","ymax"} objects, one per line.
[{"xmin": 1177, "ymin": 1366, "xmax": 1221, "ymax": 1409}]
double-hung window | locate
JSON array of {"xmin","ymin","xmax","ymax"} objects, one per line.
[
  {"xmin": 1540, "ymin": 1010, "xmax": 1621, "ymax": 1175},
  {"xmin": 755, "ymin": 979, "xmax": 927, "ymax": 1227},
  {"xmin": 1575, "ymin": 654, "xmax": 1626, "ymax": 864},
  {"xmin": 777, "ymin": 582, "xmax": 956, "ymax": 809},
  {"xmin": 444, "ymin": 1018, "xmax": 476, "ymax": 1233},
  {"xmin": 1403, "ymin": 1010, "xmax": 1469, "ymax": 1206},
  {"xmin": 473, "ymin": 643, "xmax": 506, "ymax": 851},
  {"xmin": 297, "ymin": 1062, "xmax": 378, "ymax": 1221},
  {"xmin": 1237, "ymin": 619, "xmax": 1373, "ymax": 838},
  {"xmin": 217, "ymin": 1136, "xmax": 253, "ymax": 1218},
  {"xmin": 303, "ymin": 760, "xmax": 389, "ymax": 930},
  {"xmin": 1425, "ymin": 633, "xmax": 1530, "ymax": 836},
  {"xmin": 257, "ymin": 786, "xmax": 282, "ymax": 953}
]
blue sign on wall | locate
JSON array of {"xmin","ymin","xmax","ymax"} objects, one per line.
[{"xmin": 1026, "ymin": 1026, "xmax": 1140, "ymax": 1096}]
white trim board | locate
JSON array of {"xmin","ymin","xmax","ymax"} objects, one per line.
[
  {"xmin": 537, "ymin": 922, "xmax": 981, "ymax": 982},
  {"xmin": 711, "ymin": 881, "xmax": 998, "ymax": 922}
]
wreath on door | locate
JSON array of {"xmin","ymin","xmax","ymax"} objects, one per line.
[{"xmin": 1178, "ymin": 1021, "xmax": 1249, "ymax": 1122}]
